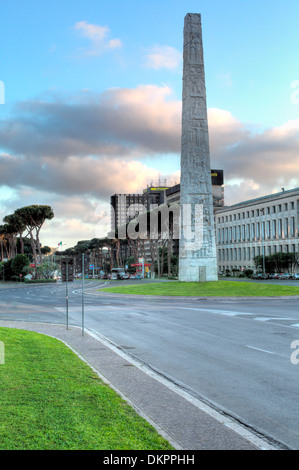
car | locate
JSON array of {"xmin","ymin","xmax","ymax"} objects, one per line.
[
  {"xmin": 129, "ymin": 274, "xmax": 136, "ymax": 279},
  {"xmin": 292, "ymin": 273, "xmax": 299, "ymax": 280},
  {"xmin": 268, "ymin": 273, "xmax": 278, "ymax": 279},
  {"xmin": 253, "ymin": 273, "xmax": 268, "ymax": 279},
  {"xmin": 280, "ymin": 273, "xmax": 291, "ymax": 279}
]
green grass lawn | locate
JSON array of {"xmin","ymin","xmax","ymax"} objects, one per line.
[
  {"xmin": 100, "ymin": 280, "xmax": 299, "ymax": 297},
  {"xmin": 0, "ymin": 327, "xmax": 173, "ymax": 450}
]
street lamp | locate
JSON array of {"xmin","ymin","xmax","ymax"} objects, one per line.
[{"xmin": 260, "ymin": 208, "xmax": 266, "ymax": 274}]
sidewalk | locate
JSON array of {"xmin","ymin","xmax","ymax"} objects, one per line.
[{"xmin": 0, "ymin": 319, "xmax": 282, "ymax": 450}]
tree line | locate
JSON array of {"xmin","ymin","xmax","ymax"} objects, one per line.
[
  {"xmin": 0, "ymin": 205, "xmax": 54, "ymax": 280},
  {"xmin": 253, "ymin": 252, "xmax": 299, "ymax": 273},
  {"xmin": 56, "ymin": 204, "xmax": 180, "ymax": 277}
]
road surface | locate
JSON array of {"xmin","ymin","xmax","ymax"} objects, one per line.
[{"xmin": 0, "ymin": 279, "xmax": 299, "ymax": 449}]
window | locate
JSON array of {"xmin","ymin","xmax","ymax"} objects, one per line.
[
  {"xmin": 251, "ymin": 223, "xmax": 255, "ymax": 240},
  {"xmin": 278, "ymin": 219, "xmax": 282, "ymax": 237},
  {"xmin": 256, "ymin": 222, "xmax": 260, "ymax": 239},
  {"xmin": 291, "ymin": 217, "xmax": 295, "ymax": 236},
  {"xmin": 266, "ymin": 220, "xmax": 271, "ymax": 239},
  {"xmin": 284, "ymin": 218, "xmax": 289, "ymax": 238},
  {"xmin": 272, "ymin": 219, "xmax": 277, "ymax": 238},
  {"xmin": 246, "ymin": 224, "xmax": 250, "ymax": 240}
]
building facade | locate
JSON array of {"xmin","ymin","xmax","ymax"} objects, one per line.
[
  {"xmin": 215, "ymin": 187, "xmax": 299, "ymax": 273},
  {"xmin": 110, "ymin": 188, "xmax": 166, "ymax": 234}
]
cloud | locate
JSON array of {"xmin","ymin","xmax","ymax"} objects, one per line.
[
  {"xmin": 144, "ymin": 45, "xmax": 182, "ymax": 70},
  {"xmin": 0, "ymin": 85, "xmax": 181, "ymax": 158},
  {"xmin": 0, "ymin": 86, "xmax": 299, "ymax": 248},
  {"xmin": 74, "ymin": 21, "xmax": 122, "ymax": 56},
  {"xmin": 0, "ymin": 153, "xmax": 160, "ymax": 198},
  {"xmin": 207, "ymin": 109, "xmax": 299, "ymax": 202}
]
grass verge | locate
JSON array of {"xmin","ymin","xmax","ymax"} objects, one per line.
[
  {"xmin": 100, "ymin": 280, "xmax": 299, "ymax": 297},
  {"xmin": 0, "ymin": 327, "xmax": 173, "ymax": 450}
]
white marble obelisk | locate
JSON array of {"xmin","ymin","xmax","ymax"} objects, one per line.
[{"xmin": 179, "ymin": 13, "xmax": 218, "ymax": 282}]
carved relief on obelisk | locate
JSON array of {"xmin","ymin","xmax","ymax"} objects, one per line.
[{"xmin": 179, "ymin": 13, "xmax": 218, "ymax": 282}]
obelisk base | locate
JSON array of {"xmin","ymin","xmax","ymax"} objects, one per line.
[{"xmin": 179, "ymin": 257, "xmax": 218, "ymax": 282}]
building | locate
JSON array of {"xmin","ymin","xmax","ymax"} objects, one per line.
[
  {"xmin": 110, "ymin": 187, "xmax": 166, "ymax": 234},
  {"xmin": 215, "ymin": 187, "xmax": 299, "ymax": 273},
  {"xmin": 110, "ymin": 170, "xmax": 224, "ymax": 233},
  {"xmin": 165, "ymin": 170, "xmax": 224, "ymax": 208}
]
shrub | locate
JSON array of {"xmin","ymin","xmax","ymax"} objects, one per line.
[{"xmin": 11, "ymin": 254, "xmax": 29, "ymax": 276}]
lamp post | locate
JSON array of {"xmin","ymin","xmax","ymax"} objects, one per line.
[{"xmin": 260, "ymin": 208, "xmax": 266, "ymax": 274}]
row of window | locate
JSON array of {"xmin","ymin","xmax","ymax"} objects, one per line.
[
  {"xmin": 217, "ymin": 200, "xmax": 297, "ymax": 224},
  {"xmin": 218, "ymin": 244, "xmax": 298, "ymax": 262},
  {"xmin": 217, "ymin": 217, "xmax": 296, "ymax": 244}
]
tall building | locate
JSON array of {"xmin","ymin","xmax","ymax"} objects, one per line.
[{"xmin": 110, "ymin": 187, "xmax": 167, "ymax": 234}]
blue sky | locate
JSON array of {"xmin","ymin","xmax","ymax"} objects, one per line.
[{"xmin": 0, "ymin": 0, "xmax": 298, "ymax": 247}]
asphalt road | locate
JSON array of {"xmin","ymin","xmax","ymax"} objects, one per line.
[{"xmin": 1, "ymin": 279, "xmax": 299, "ymax": 449}]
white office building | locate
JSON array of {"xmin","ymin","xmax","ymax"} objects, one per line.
[{"xmin": 215, "ymin": 187, "xmax": 299, "ymax": 273}]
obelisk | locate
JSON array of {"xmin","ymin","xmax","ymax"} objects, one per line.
[{"xmin": 179, "ymin": 13, "xmax": 218, "ymax": 282}]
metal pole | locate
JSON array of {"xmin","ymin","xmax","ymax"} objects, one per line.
[
  {"xmin": 82, "ymin": 253, "xmax": 85, "ymax": 336},
  {"xmin": 66, "ymin": 260, "xmax": 69, "ymax": 329},
  {"xmin": 262, "ymin": 209, "xmax": 265, "ymax": 274}
]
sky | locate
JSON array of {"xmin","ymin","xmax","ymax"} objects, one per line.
[{"xmin": 0, "ymin": 0, "xmax": 298, "ymax": 249}]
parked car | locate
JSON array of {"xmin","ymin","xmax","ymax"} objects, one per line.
[
  {"xmin": 280, "ymin": 273, "xmax": 291, "ymax": 279},
  {"xmin": 129, "ymin": 274, "xmax": 136, "ymax": 279},
  {"xmin": 292, "ymin": 273, "xmax": 299, "ymax": 280},
  {"xmin": 253, "ymin": 273, "xmax": 268, "ymax": 279}
]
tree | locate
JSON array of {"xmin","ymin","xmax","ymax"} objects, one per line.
[
  {"xmin": 13, "ymin": 205, "xmax": 54, "ymax": 267},
  {"xmin": 3, "ymin": 213, "xmax": 26, "ymax": 255},
  {"xmin": 11, "ymin": 254, "xmax": 29, "ymax": 277}
]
